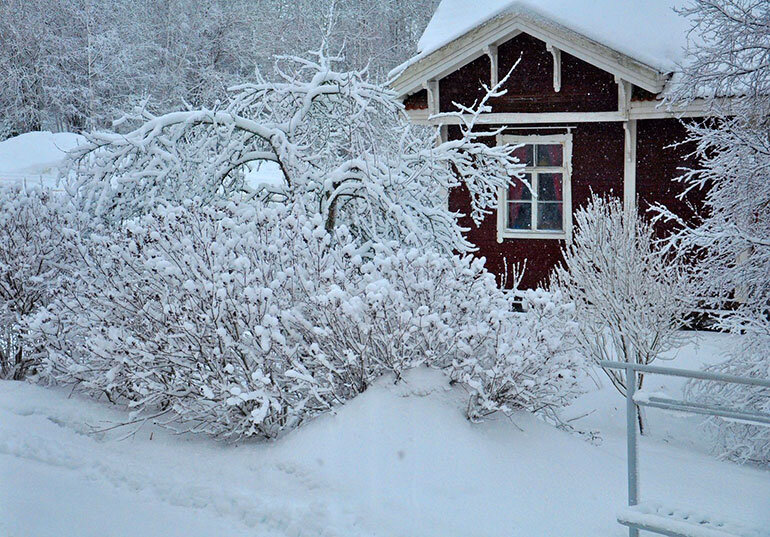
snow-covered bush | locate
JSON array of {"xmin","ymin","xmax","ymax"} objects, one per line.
[
  {"xmin": 0, "ymin": 186, "xmax": 78, "ymax": 379},
  {"xmin": 552, "ymin": 196, "xmax": 696, "ymax": 433},
  {"xmin": 30, "ymin": 197, "xmax": 581, "ymax": 438},
  {"xmin": 291, "ymin": 244, "xmax": 505, "ymax": 395},
  {"xmin": 451, "ymin": 288, "xmax": 582, "ymax": 423},
  {"xmin": 31, "ymin": 200, "xmax": 340, "ymax": 438},
  {"xmin": 686, "ymin": 346, "xmax": 770, "ymax": 466}
]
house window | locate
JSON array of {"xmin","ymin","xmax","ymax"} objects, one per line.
[{"xmin": 497, "ymin": 134, "xmax": 572, "ymax": 241}]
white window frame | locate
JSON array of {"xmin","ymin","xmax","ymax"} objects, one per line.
[{"xmin": 496, "ymin": 133, "xmax": 573, "ymax": 241}]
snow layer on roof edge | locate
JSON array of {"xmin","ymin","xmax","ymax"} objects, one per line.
[{"xmin": 389, "ymin": 0, "xmax": 692, "ymax": 82}]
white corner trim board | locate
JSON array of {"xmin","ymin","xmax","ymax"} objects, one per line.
[
  {"xmin": 623, "ymin": 119, "xmax": 637, "ymax": 218},
  {"xmin": 422, "ymin": 79, "xmax": 440, "ymax": 116}
]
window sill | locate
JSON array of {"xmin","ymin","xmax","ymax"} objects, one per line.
[{"xmin": 497, "ymin": 230, "xmax": 568, "ymax": 241}]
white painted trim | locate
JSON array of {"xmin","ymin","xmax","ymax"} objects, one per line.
[
  {"xmin": 627, "ymin": 99, "xmax": 708, "ymax": 119},
  {"xmin": 617, "ymin": 77, "xmax": 632, "ymax": 117},
  {"xmin": 438, "ymin": 124, "xmax": 448, "ymax": 144},
  {"xmin": 431, "ymin": 110, "xmax": 625, "ymax": 125},
  {"xmin": 423, "ymin": 79, "xmax": 440, "ymax": 116},
  {"xmin": 408, "ymin": 101, "xmax": 710, "ymax": 125},
  {"xmin": 546, "ymin": 43, "xmax": 562, "ymax": 92},
  {"xmin": 404, "ymin": 108, "xmax": 430, "ymax": 123},
  {"xmin": 485, "ymin": 44, "xmax": 499, "ymax": 86},
  {"xmin": 623, "ymin": 120, "xmax": 637, "ymax": 219},
  {"xmin": 391, "ymin": 12, "xmax": 667, "ymax": 99},
  {"xmin": 496, "ymin": 133, "xmax": 573, "ymax": 242},
  {"xmin": 498, "ymin": 230, "xmax": 569, "ymax": 240}
]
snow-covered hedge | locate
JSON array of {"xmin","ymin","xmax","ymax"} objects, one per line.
[
  {"xmin": 32, "ymin": 200, "xmax": 337, "ymax": 437},
  {"xmin": 29, "ymin": 199, "xmax": 582, "ymax": 438},
  {"xmin": 0, "ymin": 186, "xmax": 79, "ymax": 379}
]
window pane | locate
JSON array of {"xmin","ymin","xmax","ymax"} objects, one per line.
[
  {"xmin": 508, "ymin": 173, "xmax": 532, "ymax": 201},
  {"xmin": 537, "ymin": 202, "xmax": 563, "ymax": 230},
  {"xmin": 537, "ymin": 173, "xmax": 563, "ymax": 201},
  {"xmin": 536, "ymin": 144, "xmax": 563, "ymax": 167},
  {"xmin": 507, "ymin": 202, "xmax": 532, "ymax": 230},
  {"xmin": 511, "ymin": 144, "xmax": 533, "ymax": 166}
]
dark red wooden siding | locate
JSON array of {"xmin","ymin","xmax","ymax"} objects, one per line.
[
  {"xmin": 448, "ymin": 122, "xmax": 624, "ymax": 289},
  {"xmin": 492, "ymin": 33, "xmax": 617, "ymax": 112},
  {"xmin": 439, "ymin": 33, "xmax": 617, "ymax": 113},
  {"xmin": 404, "ymin": 89, "xmax": 428, "ymax": 110},
  {"xmin": 439, "ymin": 54, "xmax": 490, "ymax": 112},
  {"xmin": 636, "ymin": 119, "xmax": 704, "ymax": 229},
  {"xmin": 428, "ymin": 32, "xmax": 700, "ymax": 288}
]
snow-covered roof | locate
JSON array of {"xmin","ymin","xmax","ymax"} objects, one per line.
[{"xmin": 389, "ymin": 0, "xmax": 692, "ymax": 95}]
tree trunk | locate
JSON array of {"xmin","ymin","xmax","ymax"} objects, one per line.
[{"xmin": 637, "ymin": 372, "xmax": 645, "ymax": 435}]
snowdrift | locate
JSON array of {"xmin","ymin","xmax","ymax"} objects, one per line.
[
  {"xmin": 0, "ymin": 131, "xmax": 84, "ymax": 187},
  {"xmin": 1, "ymin": 346, "xmax": 768, "ymax": 537}
]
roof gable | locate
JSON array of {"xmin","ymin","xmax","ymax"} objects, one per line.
[{"xmin": 390, "ymin": 1, "xmax": 691, "ymax": 98}]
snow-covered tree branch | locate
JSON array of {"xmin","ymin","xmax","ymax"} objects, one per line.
[
  {"xmin": 67, "ymin": 48, "xmax": 522, "ymax": 253},
  {"xmin": 552, "ymin": 197, "xmax": 697, "ymax": 434},
  {"xmin": 660, "ymin": 0, "xmax": 770, "ymax": 464}
]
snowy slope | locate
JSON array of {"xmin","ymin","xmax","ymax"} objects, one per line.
[
  {"xmin": 0, "ymin": 131, "xmax": 84, "ymax": 188},
  {"xmin": 391, "ymin": 0, "xmax": 691, "ymax": 78},
  {"xmin": 1, "ymin": 333, "xmax": 768, "ymax": 537}
]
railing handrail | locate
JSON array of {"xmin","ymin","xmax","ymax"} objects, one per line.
[
  {"xmin": 602, "ymin": 359, "xmax": 770, "ymax": 537},
  {"xmin": 599, "ymin": 360, "xmax": 770, "ymax": 388}
]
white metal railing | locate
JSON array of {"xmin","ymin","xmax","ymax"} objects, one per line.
[{"xmin": 599, "ymin": 360, "xmax": 770, "ymax": 537}]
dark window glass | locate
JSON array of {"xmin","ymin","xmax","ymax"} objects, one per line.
[
  {"xmin": 537, "ymin": 173, "xmax": 563, "ymax": 201},
  {"xmin": 511, "ymin": 144, "xmax": 533, "ymax": 166},
  {"xmin": 536, "ymin": 144, "xmax": 563, "ymax": 167},
  {"xmin": 507, "ymin": 202, "xmax": 532, "ymax": 230},
  {"xmin": 508, "ymin": 173, "xmax": 532, "ymax": 201},
  {"xmin": 537, "ymin": 202, "xmax": 563, "ymax": 230}
]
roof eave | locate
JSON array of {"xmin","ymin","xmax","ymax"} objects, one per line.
[{"xmin": 390, "ymin": 12, "xmax": 669, "ymax": 99}]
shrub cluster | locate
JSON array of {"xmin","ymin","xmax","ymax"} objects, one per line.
[
  {"xmin": 6, "ymin": 191, "xmax": 582, "ymax": 438},
  {"xmin": 685, "ymin": 347, "xmax": 770, "ymax": 466},
  {"xmin": 0, "ymin": 187, "xmax": 82, "ymax": 379}
]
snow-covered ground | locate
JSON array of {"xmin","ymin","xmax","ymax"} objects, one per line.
[
  {"xmin": 1, "ymin": 332, "xmax": 768, "ymax": 537},
  {"xmin": 0, "ymin": 131, "xmax": 284, "ymax": 192},
  {"xmin": 0, "ymin": 131, "xmax": 84, "ymax": 188}
]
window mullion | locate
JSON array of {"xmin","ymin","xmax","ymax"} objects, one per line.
[{"xmin": 532, "ymin": 171, "xmax": 539, "ymax": 231}]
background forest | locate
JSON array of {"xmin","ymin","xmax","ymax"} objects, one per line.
[{"xmin": 0, "ymin": 0, "xmax": 439, "ymax": 137}]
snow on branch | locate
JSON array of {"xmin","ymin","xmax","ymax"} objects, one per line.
[
  {"xmin": 67, "ymin": 46, "xmax": 523, "ymax": 253},
  {"xmin": 663, "ymin": 0, "xmax": 770, "ymax": 465}
]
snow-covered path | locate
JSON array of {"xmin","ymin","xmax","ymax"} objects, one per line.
[{"xmin": 1, "ymin": 335, "xmax": 768, "ymax": 537}]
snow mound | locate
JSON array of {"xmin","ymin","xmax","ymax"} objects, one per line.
[
  {"xmin": 0, "ymin": 131, "xmax": 84, "ymax": 187},
  {"xmin": 1, "ymin": 345, "xmax": 769, "ymax": 537}
]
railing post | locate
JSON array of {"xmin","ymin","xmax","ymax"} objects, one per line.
[{"xmin": 626, "ymin": 364, "xmax": 639, "ymax": 537}]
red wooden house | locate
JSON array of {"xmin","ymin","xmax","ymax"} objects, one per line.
[{"xmin": 389, "ymin": 0, "xmax": 707, "ymax": 288}]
